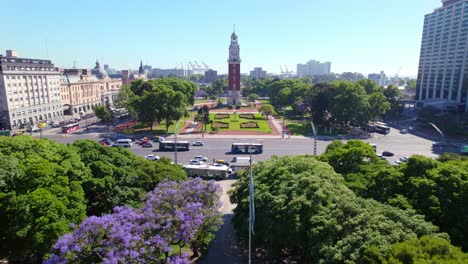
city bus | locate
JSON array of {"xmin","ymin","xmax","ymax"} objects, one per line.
[
  {"xmin": 184, "ymin": 164, "xmax": 231, "ymax": 180},
  {"xmin": 368, "ymin": 122, "xmax": 390, "ymax": 134},
  {"xmin": 230, "ymin": 143, "xmax": 263, "ymax": 154},
  {"xmin": 159, "ymin": 140, "xmax": 190, "ymax": 151},
  {"xmin": 62, "ymin": 123, "xmax": 80, "ymax": 133}
]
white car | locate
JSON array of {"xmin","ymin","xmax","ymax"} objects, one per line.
[
  {"xmin": 193, "ymin": 156, "xmax": 208, "ymax": 162},
  {"xmin": 192, "ymin": 141, "xmax": 205, "ymax": 146},
  {"xmin": 399, "ymin": 156, "xmax": 410, "ymax": 162},
  {"xmin": 189, "ymin": 160, "xmax": 205, "ymax": 165},
  {"xmin": 144, "ymin": 155, "xmax": 160, "ymax": 161}
]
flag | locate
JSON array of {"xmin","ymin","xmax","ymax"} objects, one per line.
[{"xmin": 249, "ymin": 174, "xmax": 255, "ymax": 235}]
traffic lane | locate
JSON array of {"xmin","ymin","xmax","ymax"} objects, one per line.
[
  {"xmin": 364, "ymin": 128, "xmax": 438, "ymax": 163},
  {"xmin": 130, "ymin": 138, "xmax": 327, "ymax": 165}
]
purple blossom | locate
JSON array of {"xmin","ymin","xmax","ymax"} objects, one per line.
[{"xmin": 45, "ymin": 178, "xmax": 222, "ymax": 263}]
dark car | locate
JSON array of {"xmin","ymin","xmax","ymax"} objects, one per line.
[
  {"xmin": 382, "ymin": 151, "xmax": 394, "ymax": 157},
  {"xmin": 142, "ymin": 142, "xmax": 153, "ymax": 148}
]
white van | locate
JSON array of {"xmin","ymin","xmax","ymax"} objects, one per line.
[
  {"xmin": 112, "ymin": 139, "xmax": 132, "ymax": 148},
  {"xmin": 116, "ymin": 139, "xmax": 132, "ymax": 145},
  {"xmin": 231, "ymin": 157, "xmax": 251, "ymax": 163}
]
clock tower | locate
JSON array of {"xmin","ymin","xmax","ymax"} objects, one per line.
[{"xmin": 227, "ymin": 31, "xmax": 241, "ymax": 105}]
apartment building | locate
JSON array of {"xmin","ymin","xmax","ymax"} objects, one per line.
[
  {"xmin": 0, "ymin": 50, "xmax": 63, "ymax": 130},
  {"xmin": 416, "ymin": 0, "xmax": 468, "ymax": 111}
]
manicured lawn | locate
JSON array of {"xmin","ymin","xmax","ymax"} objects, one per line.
[
  {"xmin": 194, "ymin": 99, "xmax": 211, "ymax": 104},
  {"xmin": 194, "ymin": 98, "xmax": 226, "ymax": 104},
  {"xmin": 286, "ymin": 119, "xmax": 346, "ymax": 136},
  {"xmin": 132, "ymin": 113, "xmax": 195, "ymax": 135},
  {"xmin": 206, "ymin": 113, "xmax": 271, "ymax": 133},
  {"xmin": 286, "ymin": 120, "xmax": 312, "ymax": 135},
  {"xmin": 257, "ymin": 99, "xmax": 270, "ymax": 104}
]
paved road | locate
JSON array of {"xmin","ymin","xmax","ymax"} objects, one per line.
[
  {"xmin": 198, "ymin": 179, "xmax": 247, "ymax": 264},
  {"xmin": 35, "ymin": 124, "xmax": 441, "ymax": 166}
]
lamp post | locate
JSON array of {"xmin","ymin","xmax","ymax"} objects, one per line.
[
  {"xmin": 311, "ymin": 121, "xmax": 317, "ymax": 155},
  {"xmin": 201, "ymin": 113, "xmax": 205, "ymax": 138},
  {"xmin": 174, "ymin": 121, "xmax": 179, "ymax": 165},
  {"xmin": 248, "ymin": 146, "xmax": 254, "ymax": 264}
]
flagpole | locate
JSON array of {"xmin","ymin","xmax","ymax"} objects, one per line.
[{"xmin": 249, "ymin": 147, "xmax": 252, "ymax": 264}]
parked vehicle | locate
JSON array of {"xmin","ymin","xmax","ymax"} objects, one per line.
[
  {"xmin": 399, "ymin": 156, "xmax": 410, "ymax": 162},
  {"xmin": 112, "ymin": 142, "xmax": 131, "ymax": 148},
  {"xmin": 193, "ymin": 156, "xmax": 208, "ymax": 162},
  {"xmin": 51, "ymin": 121, "xmax": 61, "ymax": 128},
  {"xmin": 214, "ymin": 159, "xmax": 229, "ymax": 166},
  {"xmin": 116, "ymin": 139, "xmax": 132, "ymax": 146},
  {"xmin": 382, "ymin": 151, "xmax": 394, "ymax": 157},
  {"xmin": 144, "ymin": 154, "xmax": 160, "ymax": 161},
  {"xmin": 400, "ymin": 129, "xmax": 408, "ymax": 134},
  {"xmin": 433, "ymin": 141, "xmax": 446, "ymax": 147},
  {"xmin": 189, "ymin": 160, "xmax": 205, "ymax": 165},
  {"xmin": 27, "ymin": 126, "xmax": 41, "ymax": 132},
  {"xmin": 192, "ymin": 141, "xmax": 205, "ymax": 146},
  {"xmin": 231, "ymin": 156, "xmax": 251, "ymax": 163},
  {"xmin": 142, "ymin": 142, "xmax": 153, "ymax": 148}
]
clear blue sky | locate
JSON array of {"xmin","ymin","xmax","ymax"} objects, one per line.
[{"xmin": 2, "ymin": 0, "xmax": 441, "ymax": 77}]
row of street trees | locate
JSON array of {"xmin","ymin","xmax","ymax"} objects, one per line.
[{"xmin": 116, "ymin": 78, "xmax": 196, "ymax": 132}]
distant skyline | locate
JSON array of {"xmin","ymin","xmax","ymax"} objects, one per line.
[{"xmin": 2, "ymin": 0, "xmax": 441, "ymax": 77}]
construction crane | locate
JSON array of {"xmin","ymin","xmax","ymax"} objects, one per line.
[
  {"xmin": 202, "ymin": 62, "xmax": 210, "ymax": 71},
  {"xmin": 394, "ymin": 66, "xmax": 402, "ymax": 86}
]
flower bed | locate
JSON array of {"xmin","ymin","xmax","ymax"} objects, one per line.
[
  {"xmin": 212, "ymin": 122, "xmax": 229, "ymax": 128},
  {"xmin": 239, "ymin": 113, "xmax": 255, "ymax": 119},
  {"xmin": 240, "ymin": 121, "xmax": 259, "ymax": 128},
  {"xmin": 215, "ymin": 114, "xmax": 230, "ymax": 119}
]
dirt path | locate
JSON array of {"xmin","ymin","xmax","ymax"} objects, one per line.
[{"xmin": 198, "ymin": 179, "xmax": 247, "ymax": 264}]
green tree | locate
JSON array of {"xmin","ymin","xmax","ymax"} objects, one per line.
[
  {"xmin": 383, "ymin": 85, "xmax": 404, "ymax": 117},
  {"xmin": 362, "ymin": 235, "xmax": 468, "ymax": 263},
  {"xmin": 247, "ymin": 93, "xmax": 259, "ymax": 102},
  {"xmin": 327, "ymin": 81, "xmax": 369, "ymax": 128},
  {"xmin": 94, "ymin": 105, "xmax": 113, "ymax": 125},
  {"xmin": 0, "ymin": 137, "xmax": 89, "ymax": 262},
  {"xmin": 230, "ymin": 155, "xmax": 446, "ymax": 263},
  {"xmin": 197, "ymin": 105, "xmax": 210, "ymax": 131},
  {"xmin": 367, "ymin": 91, "xmax": 391, "ymax": 122},
  {"xmin": 258, "ymin": 103, "xmax": 276, "ymax": 117},
  {"xmin": 71, "ymin": 140, "xmax": 187, "ymax": 216},
  {"xmin": 211, "ymin": 78, "xmax": 227, "ymax": 97}
]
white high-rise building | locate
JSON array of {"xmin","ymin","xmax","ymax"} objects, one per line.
[
  {"xmin": 250, "ymin": 67, "xmax": 267, "ymax": 80},
  {"xmin": 368, "ymin": 71, "xmax": 388, "ymax": 87},
  {"xmin": 416, "ymin": 0, "xmax": 468, "ymax": 112},
  {"xmin": 296, "ymin": 60, "xmax": 331, "ymax": 77},
  {"xmin": 0, "ymin": 50, "xmax": 63, "ymax": 130}
]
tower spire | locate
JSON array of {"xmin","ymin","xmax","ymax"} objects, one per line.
[{"xmin": 233, "ymin": 24, "xmax": 235, "ymax": 33}]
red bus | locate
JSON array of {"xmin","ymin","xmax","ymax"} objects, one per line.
[{"xmin": 62, "ymin": 123, "xmax": 80, "ymax": 133}]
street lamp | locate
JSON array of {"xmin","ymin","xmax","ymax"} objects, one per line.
[
  {"xmin": 201, "ymin": 113, "xmax": 205, "ymax": 138},
  {"xmin": 311, "ymin": 121, "xmax": 317, "ymax": 155},
  {"xmin": 248, "ymin": 146, "xmax": 254, "ymax": 264},
  {"xmin": 174, "ymin": 121, "xmax": 179, "ymax": 165}
]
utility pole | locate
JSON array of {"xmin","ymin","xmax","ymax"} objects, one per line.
[
  {"xmin": 201, "ymin": 113, "xmax": 205, "ymax": 138},
  {"xmin": 174, "ymin": 121, "xmax": 179, "ymax": 165},
  {"xmin": 311, "ymin": 121, "xmax": 317, "ymax": 155},
  {"xmin": 248, "ymin": 146, "xmax": 253, "ymax": 264}
]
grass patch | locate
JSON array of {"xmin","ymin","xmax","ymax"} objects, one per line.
[
  {"xmin": 206, "ymin": 113, "xmax": 271, "ymax": 133},
  {"xmin": 257, "ymin": 99, "xmax": 270, "ymax": 104},
  {"xmin": 133, "ymin": 113, "xmax": 194, "ymax": 135},
  {"xmin": 286, "ymin": 120, "xmax": 312, "ymax": 136}
]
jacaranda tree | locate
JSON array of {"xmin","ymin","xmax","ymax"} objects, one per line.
[{"xmin": 46, "ymin": 178, "xmax": 222, "ymax": 263}]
